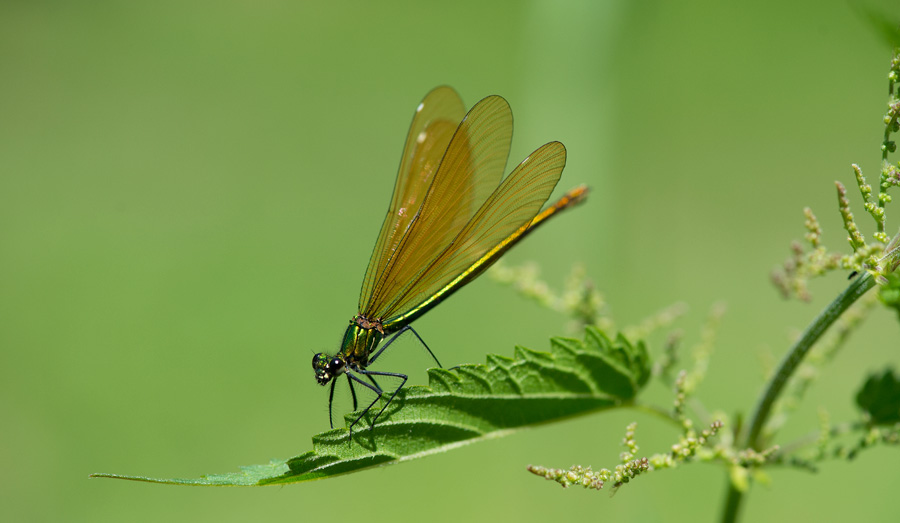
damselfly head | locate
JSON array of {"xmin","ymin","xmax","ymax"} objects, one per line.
[{"xmin": 312, "ymin": 353, "xmax": 344, "ymax": 385}]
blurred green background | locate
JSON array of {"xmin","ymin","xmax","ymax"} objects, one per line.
[{"xmin": 2, "ymin": 1, "xmax": 899, "ymax": 521}]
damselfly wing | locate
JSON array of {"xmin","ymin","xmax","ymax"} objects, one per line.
[{"xmin": 312, "ymin": 87, "xmax": 588, "ymax": 434}]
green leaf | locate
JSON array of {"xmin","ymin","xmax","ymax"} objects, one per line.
[
  {"xmin": 855, "ymin": 368, "xmax": 900, "ymax": 425},
  {"xmin": 879, "ymin": 272, "xmax": 900, "ymax": 322},
  {"xmin": 91, "ymin": 326, "xmax": 652, "ymax": 486}
]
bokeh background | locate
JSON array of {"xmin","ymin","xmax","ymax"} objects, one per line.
[{"xmin": 2, "ymin": 1, "xmax": 899, "ymax": 521}]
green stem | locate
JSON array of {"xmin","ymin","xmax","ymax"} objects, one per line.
[
  {"xmin": 745, "ymin": 273, "xmax": 875, "ymax": 449},
  {"xmin": 628, "ymin": 401, "xmax": 682, "ymax": 428},
  {"xmin": 777, "ymin": 420, "xmax": 863, "ymax": 456},
  {"xmin": 720, "ymin": 272, "xmax": 876, "ymax": 523},
  {"xmin": 722, "ymin": 483, "xmax": 743, "ymax": 523}
]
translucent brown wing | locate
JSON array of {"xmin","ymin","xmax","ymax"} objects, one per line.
[
  {"xmin": 361, "ymin": 94, "xmax": 514, "ymax": 318},
  {"xmin": 358, "ymin": 87, "xmax": 466, "ymax": 312},
  {"xmin": 379, "ymin": 141, "xmax": 566, "ymax": 325}
]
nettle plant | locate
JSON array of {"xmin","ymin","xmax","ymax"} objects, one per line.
[{"xmin": 94, "ymin": 50, "xmax": 900, "ymax": 523}]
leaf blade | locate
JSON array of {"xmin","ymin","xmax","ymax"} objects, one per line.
[{"xmin": 92, "ymin": 326, "xmax": 651, "ymax": 486}]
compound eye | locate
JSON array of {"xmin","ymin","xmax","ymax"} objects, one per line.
[{"xmin": 331, "ymin": 358, "xmax": 342, "ymax": 368}]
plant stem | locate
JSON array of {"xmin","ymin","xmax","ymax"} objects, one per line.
[
  {"xmin": 776, "ymin": 420, "xmax": 863, "ymax": 457},
  {"xmin": 744, "ymin": 273, "xmax": 875, "ymax": 449},
  {"xmin": 721, "ymin": 483, "xmax": 743, "ymax": 523},
  {"xmin": 720, "ymin": 272, "xmax": 876, "ymax": 523},
  {"xmin": 628, "ymin": 401, "xmax": 682, "ymax": 428}
]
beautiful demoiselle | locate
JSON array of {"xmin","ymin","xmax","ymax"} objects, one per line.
[{"xmin": 312, "ymin": 86, "xmax": 588, "ymax": 434}]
